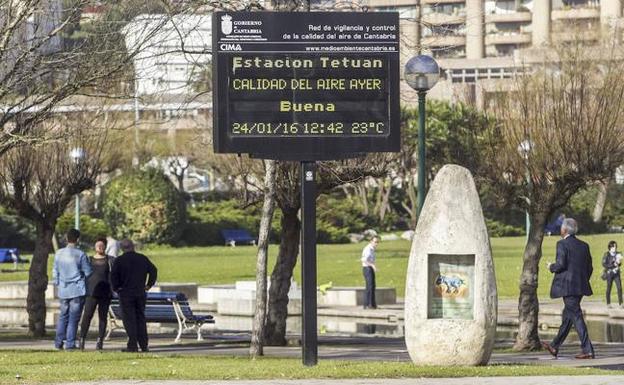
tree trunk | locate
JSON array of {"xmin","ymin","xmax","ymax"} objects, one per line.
[
  {"xmin": 250, "ymin": 160, "xmax": 277, "ymax": 358},
  {"xmin": 176, "ymin": 172, "xmax": 185, "ymax": 193},
  {"xmin": 401, "ymin": 175, "xmax": 418, "ymax": 229},
  {"xmin": 513, "ymin": 212, "xmax": 548, "ymax": 351},
  {"xmin": 27, "ymin": 222, "xmax": 55, "ymax": 337},
  {"xmin": 378, "ymin": 177, "xmax": 392, "ymax": 224},
  {"xmin": 357, "ymin": 182, "xmax": 369, "ymax": 216},
  {"xmin": 592, "ymin": 179, "xmax": 609, "ymax": 223},
  {"xmin": 264, "ymin": 206, "xmax": 301, "ymax": 346}
]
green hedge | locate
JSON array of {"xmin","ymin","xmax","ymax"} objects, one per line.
[
  {"xmin": 102, "ymin": 168, "xmax": 186, "ymax": 244},
  {"xmin": 181, "ymin": 197, "xmax": 370, "ymax": 246},
  {"xmin": 485, "ymin": 219, "xmax": 524, "ymax": 237},
  {"xmin": 56, "ymin": 213, "xmax": 111, "ymax": 248},
  {"xmin": 0, "ymin": 207, "xmax": 35, "ymax": 251},
  {"xmin": 181, "ymin": 200, "xmax": 275, "ymax": 246}
]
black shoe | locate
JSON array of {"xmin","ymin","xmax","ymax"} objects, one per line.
[
  {"xmin": 79, "ymin": 337, "xmax": 86, "ymax": 351},
  {"xmin": 541, "ymin": 341, "xmax": 558, "ymax": 357},
  {"xmin": 140, "ymin": 347, "xmax": 149, "ymax": 352},
  {"xmin": 95, "ymin": 338, "xmax": 103, "ymax": 351}
]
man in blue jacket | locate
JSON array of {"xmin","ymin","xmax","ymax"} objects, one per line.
[
  {"xmin": 542, "ymin": 218, "xmax": 594, "ymax": 359},
  {"xmin": 53, "ymin": 229, "xmax": 92, "ymax": 350}
]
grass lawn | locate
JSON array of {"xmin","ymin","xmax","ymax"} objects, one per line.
[
  {"xmin": 0, "ymin": 234, "xmax": 619, "ymax": 299},
  {"xmin": 0, "ymin": 350, "xmax": 621, "ymax": 384}
]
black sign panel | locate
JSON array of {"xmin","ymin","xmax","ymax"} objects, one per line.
[{"xmin": 212, "ymin": 12, "xmax": 400, "ymax": 160}]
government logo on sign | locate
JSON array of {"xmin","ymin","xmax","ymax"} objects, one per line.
[{"xmin": 221, "ymin": 14, "xmax": 233, "ymax": 35}]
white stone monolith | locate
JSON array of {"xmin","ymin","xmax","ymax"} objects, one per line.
[{"xmin": 405, "ymin": 164, "xmax": 497, "ymax": 366}]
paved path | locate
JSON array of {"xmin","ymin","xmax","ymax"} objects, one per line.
[{"xmin": 4, "ymin": 333, "xmax": 624, "ymax": 369}]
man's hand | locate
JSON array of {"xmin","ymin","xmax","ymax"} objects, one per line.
[
  {"xmin": 546, "ymin": 262, "xmax": 553, "ymax": 270},
  {"xmin": 145, "ymin": 285, "xmax": 151, "ymax": 292}
]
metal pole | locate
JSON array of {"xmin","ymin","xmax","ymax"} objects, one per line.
[
  {"xmin": 417, "ymin": 90, "xmax": 427, "ymax": 218},
  {"xmin": 75, "ymin": 194, "xmax": 80, "ymax": 231},
  {"xmin": 525, "ymin": 170, "xmax": 530, "ymax": 239},
  {"xmin": 300, "ymin": 161, "xmax": 318, "ymax": 366},
  {"xmin": 133, "ymin": 83, "xmax": 140, "ymax": 167}
]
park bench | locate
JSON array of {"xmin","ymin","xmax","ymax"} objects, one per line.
[
  {"xmin": 221, "ymin": 229, "xmax": 256, "ymax": 246},
  {"xmin": 0, "ymin": 248, "xmax": 27, "ymax": 271},
  {"xmin": 106, "ymin": 291, "xmax": 215, "ymax": 343}
]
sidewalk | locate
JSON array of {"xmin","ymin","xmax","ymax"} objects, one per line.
[{"xmin": 3, "ymin": 331, "xmax": 624, "ymax": 370}]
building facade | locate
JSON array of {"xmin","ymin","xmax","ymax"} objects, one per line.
[
  {"xmin": 366, "ymin": 0, "xmax": 621, "ymax": 59},
  {"xmin": 361, "ymin": 0, "xmax": 623, "ymax": 105}
]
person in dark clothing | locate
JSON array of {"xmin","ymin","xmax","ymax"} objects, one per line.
[
  {"xmin": 110, "ymin": 239, "xmax": 157, "ymax": 352},
  {"xmin": 79, "ymin": 238, "xmax": 115, "ymax": 350},
  {"xmin": 542, "ymin": 218, "xmax": 595, "ymax": 359},
  {"xmin": 602, "ymin": 240, "xmax": 623, "ymax": 308}
]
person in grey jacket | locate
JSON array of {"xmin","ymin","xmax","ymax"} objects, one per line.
[{"xmin": 53, "ymin": 229, "xmax": 92, "ymax": 350}]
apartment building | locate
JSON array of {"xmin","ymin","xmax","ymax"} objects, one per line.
[
  {"xmin": 362, "ymin": 0, "xmax": 623, "ymax": 104},
  {"xmin": 366, "ymin": 0, "xmax": 621, "ymax": 58}
]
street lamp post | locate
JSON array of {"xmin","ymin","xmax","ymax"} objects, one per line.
[
  {"xmin": 404, "ymin": 55, "xmax": 440, "ymax": 219},
  {"xmin": 69, "ymin": 147, "xmax": 85, "ymax": 231},
  {"xmin": 517, "ymin": 140, "xmax": 533, "ymax": 238}
]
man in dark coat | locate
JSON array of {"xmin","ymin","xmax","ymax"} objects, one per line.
[
  {"xmin": 542, "ymin": 218, "xmax": 594, "ymax": 359},
  {"xmin": 111, "ymin": 239, "xmax": 157, "ymax": 352}
]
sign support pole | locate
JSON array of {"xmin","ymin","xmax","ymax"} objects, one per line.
[{"xmin": 300, "ymin": 160, "xmax": 318, "ymax": 366}]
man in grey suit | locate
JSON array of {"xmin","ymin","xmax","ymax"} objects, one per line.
[{"xmin": 542, "ymin": 218, "xmax": 594, "ymax": 359}]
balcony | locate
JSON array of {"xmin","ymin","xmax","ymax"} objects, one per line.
[
  {"xmin": 422, "ymin": 34, "xmax": 466, "ymax": 47},
  {"xmin": 485, "ymin": 12, "xmax": 532, "ymax": 23},
  {"xmin": 485, "ymin": 32, "xmax": 532, "ymax": 45},
  {"xmin": 423, "ymin": 0, "xmax": 466, "ymax": 4},
  {"xmin": 365, "ymin": 0, "xmax": 421, "ymax": 6},
  {"xmin": 551, "ymin": 7, "xmax": 600, "ymax": 20},
  {"xmin": 551, "ymin": 29, "xmax": 600, "ymax": 42},
  {"xmin": 422, "ymin": 12, "xmax": 465, "ymax": 25}
]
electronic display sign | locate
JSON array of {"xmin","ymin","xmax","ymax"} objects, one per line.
[{"xmin": 212, "ymin": 11, "xmax": 400, "ymax": 160}]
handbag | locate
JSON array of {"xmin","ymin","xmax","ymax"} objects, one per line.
[{"xmin": 601, "ymin": 270, "xmax": 608, "ymax": 281}]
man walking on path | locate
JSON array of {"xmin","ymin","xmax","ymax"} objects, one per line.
[
  {"xmin": 53, "ymin": 229, "xmax": 92, "ymax": 350},
  {"xmin": 542, "ymin": 218, "xmax": 595, "ymax": 359},
  {"xmin": 361, "ymin": 236, "xmax": 379, "ymax": 309},
  {"xmin": 111, "ymin": 239, "xmax": 157, "ymax": 352}
]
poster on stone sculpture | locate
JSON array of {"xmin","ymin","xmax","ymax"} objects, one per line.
[{"xmin": 427, "ymin": 254, "xmax": 475, "ymax": 319}]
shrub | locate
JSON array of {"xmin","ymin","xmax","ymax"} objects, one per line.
[
  {"xmin": 317, "ymin": 220, "xmax": 350, "ymax": 244},
  {"xmin": 181, "ymin": 200, "xmax": 263, "ymax": 246},
  {"xmin": 102, "ymin": 168, "xmax": 186, "ymax": 244},
  {"xmin": 318, "ymin": 196, "xmax": 375, "ymax": 231},
  {"xmin": 485, "ymin": 219, "xmax": 525, "ymax": 237},
  {"xmin": 559, "ymin": 186, "xmax": 608, "ymax": 234},
  {"xmin": 56, "ymin": 213, "xmax": 111, "ymax": 248}
]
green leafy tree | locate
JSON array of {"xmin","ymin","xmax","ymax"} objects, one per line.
[
  {"xmin": 394, "ymin": 101, "xmax": 493, "ymax": 228},
  {"xmin": 102, "ymin": 168, "xmax": 186, "ymax": 244}
]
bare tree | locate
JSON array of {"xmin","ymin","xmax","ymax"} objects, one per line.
[
  {"xmin": 250, "ymin": 159, "xmax": 276, "ymax": 358},
  {"xmin": 0, "ymin": 1, "xmax": 236, "ymax": 156},
  {"xmin": 0, "ymin": 116, "xmax": 107, "ymax": 336},
  {"xmin": 482, "ymin": 39, "xmax": 624, "ymax": 350},
  {"xmin": 263, "ymin": 156, "xmax": 388, "ymax": 345},
  {"xmin": 592, "ymin": 179, "xmax": 609, "ymax": 223}
]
